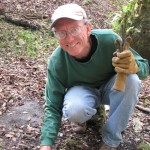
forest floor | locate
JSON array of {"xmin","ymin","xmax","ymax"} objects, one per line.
[
  {"xmin": 0, "ymin": 0, "xmax": 150, "ymax": 150},
  {"xmin": 0, "ymin": 53, "xmax": 149, "ymax": 150}
]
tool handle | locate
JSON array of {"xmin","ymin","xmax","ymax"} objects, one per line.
[
  {"xmin": 113, "ymin": 36, "xmax": 132, "ymax": 92},
  {"xmin": 113, "ymin": 73, "xmax": 127, "ymax": 91}
]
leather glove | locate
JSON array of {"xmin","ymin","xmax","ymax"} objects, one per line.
[{"xmin": 112, "ymin": 50, "xmax": 138, "ymax": 74}]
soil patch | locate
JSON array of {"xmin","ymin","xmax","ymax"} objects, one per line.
[{"xmin": 0, "ymin": 101, "xmax": 43, "ymax": 127}]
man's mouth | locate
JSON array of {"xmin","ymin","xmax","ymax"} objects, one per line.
[{"xmin": 67, "ymin": 42, "xmax": 79, "ymax": 48}]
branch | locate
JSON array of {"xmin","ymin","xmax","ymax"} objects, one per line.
[
  {"xmin": 4, "ymin": 16, "xmax": 41, "ymax": 30},
  {"xmin": 0, "ymin": 7, "xmax": 47, "ymax": 30},
  {"xmin": 136, "ymin": 105, "xmax": 150, "ymax": 113}
]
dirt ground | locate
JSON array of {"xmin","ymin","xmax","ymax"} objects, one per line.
[{"xmin": 0, "ymin": 0, "xmax": 150, "ymax": 150}]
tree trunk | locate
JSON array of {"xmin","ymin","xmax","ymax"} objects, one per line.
[{"xmin": 128, "ymin": 0, "xmax": 150, "ymax": 63}]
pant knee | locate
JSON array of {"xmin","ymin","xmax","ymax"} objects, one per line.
[
  {"xmin": 126, "ymin": 74, "xmax": 141, "ymax": 92},
  {"xmin": 62, "ymin": 86, "xmax": 97, "ymax": 123},
  {"xmin": 62, "ymin": 101, "xmax": 84, "ymax": 121},
  {"xmin": 62, "ymin": 101, "xmax": 96, "ymax": 123}
]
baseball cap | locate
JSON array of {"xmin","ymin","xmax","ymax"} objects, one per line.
[{"xmin": 50, "ymin": 4, "xmax": 87, "ymax": 29}]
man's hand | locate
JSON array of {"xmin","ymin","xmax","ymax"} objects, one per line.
[
  {"xmin": 112, "ymin": 50, "xmax": 138, "ymax": 74},
  {"xmin": 40, "ymin": 146, "xmax": 52, "ymax": 150}
]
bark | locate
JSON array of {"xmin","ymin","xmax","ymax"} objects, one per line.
[{"xmin": 128, "ymin": 0, "xmax": 150, "ymax": 62}]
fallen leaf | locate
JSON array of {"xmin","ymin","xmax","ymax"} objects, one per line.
[
  {"xmin": 5, "ymin": 134, "xmax": 14, "ymax": 138},
  {"xmin": 133, "ymin": 118, "xmax": 143, "ymax": 132}
]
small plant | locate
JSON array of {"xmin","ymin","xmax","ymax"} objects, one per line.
[
  {"xmin": 0, "ymin": 140, "xmax": 3, "ymax": 150},
  {"xmin": 138, "ymin": 141, "xmax": 150, "ymax": 150},
  {"xmin": 65, "ymin": 138, "xmax": 79, "ymax": 146},
  {"xmin": 111, "ymin": 0, "xmax": 138, "ymax": 35},
  {"xmin": 143, "ymin": 98, "xmax": 149, "ymax": 107}
]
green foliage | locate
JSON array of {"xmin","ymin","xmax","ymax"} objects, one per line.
[
  {"xmin": 111, "ymin": 0, "xmax": 150, "ymax": 62},
  {"xmin": 0, "ymin": 139, "xmax": 2, "ymax": 150},
  {"xmin": 111, "ymin": 0, "xmax": 128, "ymax": 10},
  {"xmin": 15, "ymin": 30, "xmax": 40, "ymax": 56},
  {"xmin": 0, "ymin": 20, "xmax": 58, "ymax": 58},
  {"xmin": 111, "ymin": 0, "xmax": 138, "ymax": 35},
  {"xmin": 143, "ymin": 98, "xmax": 149, "ymax": 107},
  {"xmin": 138, "ymin": 141, "xmax": 150, "ymax": 150},
  {"xmin": 65, "ymin": 138, "xmax": 79, "ymax": 146}
]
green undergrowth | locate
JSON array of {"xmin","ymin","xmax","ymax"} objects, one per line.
[
  {"xmin": 138, "ymin": 141, "xmax": 150, "ymax": 150},
  {"xmin": 111, "ymin": 0, "xmax": 138, "ymax": 34},
  {"xmin": 0, "ymin": 20, "xmax": 58, "ymax": 58}
]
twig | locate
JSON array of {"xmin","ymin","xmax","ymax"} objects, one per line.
[
  {"xmin": 22, "ymin": 14, "xmax": 49, "ymax": 20},
  {"xmin": 136, "ymin": 105, "xmax": 150, "ymax": 113}
]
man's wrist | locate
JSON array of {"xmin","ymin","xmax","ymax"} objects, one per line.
[{"xmin": 40, "ymin": 145, "xmax": 52, "ymax": 150}]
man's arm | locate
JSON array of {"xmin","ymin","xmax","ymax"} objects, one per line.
[
  {"xmin": 130, "ymin": 48, "xmax": 149, "ymax": 79},
  {"xmin": 40, "ymin": 60, "xmax": 65, "ymax": 146}
]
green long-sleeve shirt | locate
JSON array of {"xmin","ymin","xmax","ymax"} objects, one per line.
[{"xmin": 41, "ymin": 29, "xmax": 149, "ymax": 146}]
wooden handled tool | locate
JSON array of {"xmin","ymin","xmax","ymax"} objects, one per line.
[{"xmin": 113, "ymin": 36, "xmax": 132, "ymax": 91}]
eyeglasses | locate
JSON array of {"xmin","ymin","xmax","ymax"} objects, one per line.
[{"xmin": 53, "ymin": 24, "xmax": 86, "ymax": 40}]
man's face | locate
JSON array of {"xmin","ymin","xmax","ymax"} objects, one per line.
[{"xmin": 54, "ymin": 18, "xmax": 92, "ymax": 59}]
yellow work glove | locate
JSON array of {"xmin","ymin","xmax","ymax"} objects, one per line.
[{"xmin": 112, "ymin": 50, "xmax": 138, "ymax": 74}]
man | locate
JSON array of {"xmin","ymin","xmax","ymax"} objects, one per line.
[{"xmin": 40, "ymin": 3, "xmax": 149, "ymax": 150}]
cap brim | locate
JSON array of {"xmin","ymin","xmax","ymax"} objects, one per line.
[{"xmin": 50, "ymin": 15, "xmax": 84, "ymax": 29}]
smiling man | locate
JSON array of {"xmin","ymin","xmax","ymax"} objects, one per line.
[
  {"xmin": 40, "ymin": 4, "xmax": 149, "ymax": 150},
  {"xmin": 53, "ymin": 18, "xmax": 92, "ymax": 59}
]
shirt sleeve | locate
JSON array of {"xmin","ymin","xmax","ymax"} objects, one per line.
[
  {"xmin": 40, "ymin": 59, "xmax": 65, "ymax": 146},
  {"xmin": 130, "ymin": 48, "xmax": 149, "ymax": 80}
]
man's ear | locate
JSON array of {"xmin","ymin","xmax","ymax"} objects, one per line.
[{"xmin": 86, "ymin": 23, "xmax": 92, "ymax": 36}]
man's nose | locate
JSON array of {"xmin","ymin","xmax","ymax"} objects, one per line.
[{"xmin": 65, "ymin": 32, "xmax": 75, "ymax": 41}]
